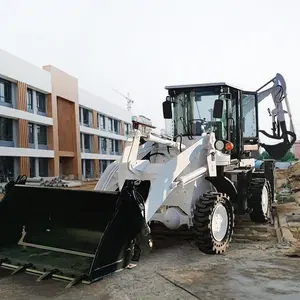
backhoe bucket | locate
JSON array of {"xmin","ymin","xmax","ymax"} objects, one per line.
[{"xmin": 0, "ymin": 183, "xmax": 144, "ymax": 287}]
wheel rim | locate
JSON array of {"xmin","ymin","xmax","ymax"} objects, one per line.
[
  {"xmin": 211, "ymin": 203, "xmax": 229, "ymax": 242},
  {"xmin": 261, "ymin": 185, "xmax": 269, "ymax": 215}
]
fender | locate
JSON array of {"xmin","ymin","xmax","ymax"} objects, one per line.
[{"xmin": 205, "ymin": 176, "xmax": 238, "ymax": 203}]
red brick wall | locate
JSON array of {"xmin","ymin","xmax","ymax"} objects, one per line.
[{"xmin": 294, "ymin": 141, "xmax": 300, "ymax": 159}]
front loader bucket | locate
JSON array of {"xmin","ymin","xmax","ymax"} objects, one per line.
[{"xmin": 0, "ymin": 183, "xmax": 144, "ymax": 287}]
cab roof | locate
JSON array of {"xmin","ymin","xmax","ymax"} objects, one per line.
[{"xmin": 165, "ymin": 82, "xmax": 243, "ymax": 91}]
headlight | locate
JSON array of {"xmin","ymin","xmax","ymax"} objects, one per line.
[
  {"xmin": 215, "ymin": 140, "xmax": 225, "ymax": 151},
  {"xmin": 214, "ymin": 140, "xmax": 234, "ymax": 152}
]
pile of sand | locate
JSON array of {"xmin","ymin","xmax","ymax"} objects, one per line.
[{"xmin": 277, "ymin": 161, "xmax": 300, "ymax": 192}]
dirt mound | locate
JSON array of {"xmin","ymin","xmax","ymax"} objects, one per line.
[{"xmin": 277, "ymin": 161, "xmax": 300, "ymax": 192}]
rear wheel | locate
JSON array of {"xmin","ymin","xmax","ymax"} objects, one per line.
[
  {"xmin": 192, "ymin": 192, "xmax": 235, "ymax": 254},
  {"xmin": 248, "ymin": 178, "xmax": 272, "ymax": 223}
]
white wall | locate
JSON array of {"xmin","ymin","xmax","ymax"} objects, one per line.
[
  {"xmin": 0, "ymin": 147, "xmax": 54, "ymax": 158},
  {"xmin": 80, "ymin": 125, "xmax": 127, "ymax": 141},
  {"xmin": 0, "ymin": 49, "xmax": 51, "ymax": 93},
  {"xmin": 0, "ymin": 105, "xmax": 53, "ymax": 126},
  {"xmin": 79, "ymin": 88, "xmax": 132, "ymax": 123}
]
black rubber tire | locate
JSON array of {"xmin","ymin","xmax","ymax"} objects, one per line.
[
  {"xmin": 192, "ymin": 192, "xmax": 235, "ymax": 254},
  {"xmin": 248, "ymin": 178, "xmax": 272, "ymax": 223}
]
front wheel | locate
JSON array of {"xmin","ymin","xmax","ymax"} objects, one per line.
[{"xmin": 192, "ymin": 192, "xmax": 235, "ymax": 254}]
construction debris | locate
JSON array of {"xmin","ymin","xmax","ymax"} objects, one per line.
[{"xmin": 25, "ymin": 177, "xmax": 82, "ymax": 188}]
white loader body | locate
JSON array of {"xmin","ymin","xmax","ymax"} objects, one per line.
[{"xmin": 95, "ymin": 129, "xmax": 231, "ymax": 230}]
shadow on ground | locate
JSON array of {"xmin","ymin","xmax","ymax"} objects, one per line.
[{"xmin": 158, "ymin": 257, "xmax": 300, "ymax": 300}]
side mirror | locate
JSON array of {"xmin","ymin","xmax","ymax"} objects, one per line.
[
  {"xmin": 213, "ymin": 99, "xmax": 223, "ymax": 119},
  {"xmin": 162, "ymin": 100, "xmax": 172, "ymax": 119}
]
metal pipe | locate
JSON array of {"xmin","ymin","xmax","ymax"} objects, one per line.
[
  {"xmin": 146, "ymin": 134, "xmax": 186, "ymax": 150},
  {"xmin": 255, "ymin": 77, "xmax": 276, "ymax": 93},
  {"xmin": 178, "ymin": 167, "xmax": 207, "ymax": 187}
]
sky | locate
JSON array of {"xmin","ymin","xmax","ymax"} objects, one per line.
[{"xmin": 0, "ymin": 0, "xmax": 300, "ymax": 142}]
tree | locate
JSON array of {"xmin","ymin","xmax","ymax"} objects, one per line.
[
  {"xmin": 259, "ymin": 151, "xmax": 270, "ymax": 160},
  {"xmin": 259, "ymin": 150, "xmax": 295, "ymax": 162},
  {"xmin": 280, "ymin": 150, "xmax": 295, "ymax": 162}
]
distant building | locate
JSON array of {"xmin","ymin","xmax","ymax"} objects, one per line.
[
  {"xmin": 0, "ymin": 49, "xmax": 133, "ymax": 181},
  {"xmin": 294, "ymin": 140, "xmax": 300, "ymax": 159}
]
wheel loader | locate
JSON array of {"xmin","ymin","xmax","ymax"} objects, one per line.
[{"xmin": 0, "ymin": 73, "xmax": 296, "ymax": 287}]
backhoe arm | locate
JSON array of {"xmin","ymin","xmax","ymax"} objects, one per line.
[{"xmin": 255, "ymin": 73, "xmax": 296, "ymax": 159}]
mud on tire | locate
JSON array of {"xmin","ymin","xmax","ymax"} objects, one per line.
[
  {"xmin": 248, "ymin": 178, "xmax": 272, "ymax": 223},
  {"xmin": 192, "ymin": 192, "xmax": 235, "ymax": 254}
]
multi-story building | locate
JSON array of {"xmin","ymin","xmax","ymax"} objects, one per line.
[
  {"xmin": 78, "ymin": 89, "xmax": 132, "ymax": 179},
  {"xmin": 0, "ymin": 49, "xmax": 132, "ymax": 182}
]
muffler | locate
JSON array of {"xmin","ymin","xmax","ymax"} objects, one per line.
[{"xmin": 0, "ymin": 180, "xmax": 145, "ymax": 287}]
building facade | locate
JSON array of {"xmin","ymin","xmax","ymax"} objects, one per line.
[
  {"xmin": 294, "ymin": 140, "xmax": 300, "ymax": 159},
  {"xmin": 0, "ymin": 49, "xmax": 132, "ymax": 181}
]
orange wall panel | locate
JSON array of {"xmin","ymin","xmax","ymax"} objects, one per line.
[
  {"xmin": 20, "ymin": 157, "xmax": 30, "ymax": 176},
  {"xmin": 93, "ymin": 135, "xmax": 99, "ymax": 153},
  {"xmin": 47, "ymin": 94, "xmax": 53, "ymax": 117},
  {"xmin": 120, "ymin": 120, "xmax": 125, "ymax": 135},
  {"xmin": 18, "ymin": 119, "xmax": 28, "ymax": 148},
  {"xmin": 94, "ymin": 159, "xmax": 100, "ymax": 178},
  {"xmin": 48, "ymin": 158, "xmax": 55, "ymax": 177},
  {"xmin": 17, "ymin": 82, "xmax": 27, "ymax": 111},
  {"xmin": 47, "ymin": 126, "xmax": 54, "ymax": 150},
  {"xmin": 57, "ymin": 97, "xmax": 77, "ymax": 152},
  {"xmin": 43, "ymin": 65, "xmax": 82, "ymax": 179},
  {"xmin": 92, "ymin": 110, "xmax": 98, "ymax": 128}
]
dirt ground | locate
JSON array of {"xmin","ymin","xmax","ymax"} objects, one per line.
[
  {"xmin": 0, "ymin": 239, "xmax": 299, "ymax": 300},
  {"xmin": 1, "ymin": 173, "xmax": 300, "ymax": 299}
]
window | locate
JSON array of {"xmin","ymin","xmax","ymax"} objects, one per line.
[
  {"xmin": 0, "ymin": 79, "xmax": 12, "ymax": 105},
  {"xmin": 39, "ymin": 158, "xmax": 48, "ymax": 177},
  {"xmin": 28, "ymin": 123, "xmax": 34, "ymax": 145},
  {"xmin": 114, "ymin": 140, "xmax": 120, "ymax": 154},
  {"xmin": 0, "ymin": 157, "xmax": 14, "ymax": 182},
  {"xmin": 37, "ymin": 92, "xmax": 46, "ymax": 114},
  {"xmin": 100, "ymin": 160, "xmax": 108, "ymax": 173},
  {"xmin": 108, "ymin": 118, "xmax": 113, "ymax": 131},
  {"xmin": 27, "ymin": 88, "xmax": 33, "ymax": 111},
  {"xmin": 84, "ymin": 134, "xmax": 91, "ymax": 152},
  {"xmin": 108, "ymin": 139, "xmax": 114, "ymax": 154},
  {"xmin": 114, "ymin": 120, "xmax": 120, "ymax": 134},
  {"xmin": 83, "ymin": 108, "xmax": 89, "ymax": 125},
  {"xmin": 82, "ymin": 108, "xmax": 92, "ymax": 127},
  {"xmin": 0, "ymin": 117, "xmax": 13, "ymax": 142},
  {"xmin": 85, "ymin": 159, "xmax": 92, "ymax": 178},
  {"xmin": 99, "ymin": 114, "xmax": 106, "ymax": 130},
  {"xmin": 79, "ymin": 107, "xmax": 82, "ymax": 124},
  {"xmin": 100, "ymin": 137, "xmax": 107, "ymax": 153},
  {"xmin": 125, "ymin": 123, "xmax": 130, "ymax": 136},
  {"xmin": 30, "ymin": 157, "xmax": 35, "ymax": 177},
  {"xmin": 37, "ymin": 125, "xmax": 47, "ymax": 145},
  {"xmin": 173, "ymin": 91, "xmax": 226, "ymax": 139},
  {"xmin": 241, "ymin": 93, "xmax": 257, "ymax": 138}
]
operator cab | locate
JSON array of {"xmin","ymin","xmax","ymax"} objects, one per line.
[{"xmin": 162, "ymin": 82, "xmax": 259, "ymax": 159}]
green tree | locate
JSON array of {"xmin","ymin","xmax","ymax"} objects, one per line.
[
  {"xmin": 259, "ymin": 151, "xmax": 270, "ymax": 160},
  {"xmin": 280, "ymin": 150, "xmax": 295, "ymax": 162},
  {"xmin": 259, "ymin": 150, "xmax": 295, "ymax": 162}
]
